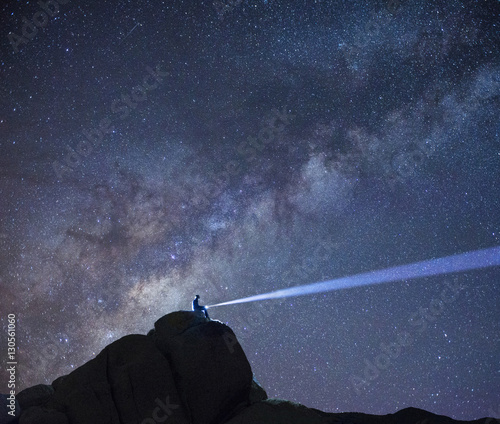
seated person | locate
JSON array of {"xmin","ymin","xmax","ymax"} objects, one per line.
[{"xmin": 192, "ymin": 295, "xmax": 210, "ymax": 319}]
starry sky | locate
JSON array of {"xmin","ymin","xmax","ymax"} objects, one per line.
[{"xmin": 1, "ymin": 0, "xmax": 499, "ymax": 420}]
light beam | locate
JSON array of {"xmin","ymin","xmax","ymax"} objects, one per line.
[{"xmin": 207, "ymin": 246, "xmax": 500, "ymax": 308}]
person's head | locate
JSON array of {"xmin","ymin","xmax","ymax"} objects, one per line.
[{"xmin": 195, "ymin": 295, "xmax": 200, "ymax": 299}]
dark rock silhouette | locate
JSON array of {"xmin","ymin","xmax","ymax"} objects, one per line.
[{"xmin": 2, "ymin": 311, "xmax": 496, "ymax": 424}]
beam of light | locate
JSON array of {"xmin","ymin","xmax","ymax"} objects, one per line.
[{"xmin": 207, "ymin": 246, "xmax": 500, "ymax": 308}]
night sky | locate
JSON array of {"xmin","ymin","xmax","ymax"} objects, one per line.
[{"xmin": 1, "ymin": 0, "xmax": 499, "ymax": 420}]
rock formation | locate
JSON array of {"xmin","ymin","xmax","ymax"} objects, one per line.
[{"xmin": 1, "ymin": 311, "xmax": 496, "ymax": 424}]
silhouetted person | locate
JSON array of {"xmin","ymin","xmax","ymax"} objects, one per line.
[{"xmin": 193, "ymin": 295, "xmax": 210, "ymax": 319}]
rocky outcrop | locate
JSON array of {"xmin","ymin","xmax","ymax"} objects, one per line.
[
  {"xmin": 9, "ymin": 311, "xmax": 252, "ymax": 424},
  {"xmin": 46, "ymin": 333, "xmax": 187, "ymax": 424},
  {"xmin": 2, "ymin": 311, "xmax": 496, "ymax": 424},
  {"xmin": 150, "ymin": 311, "xmax": 253, "ymax": 424}
]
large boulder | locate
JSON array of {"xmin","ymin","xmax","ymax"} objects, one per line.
[
  {"xmin": 18, "ymin": 406, "xmax": 68, "ymax": 424},
  {"xmin": 11, "ymin": 311, "xmax": 253, "ymax": 424},
  {"xmin": 17, "ymin": 384, "xmax": 54, "ymax": 410},
  {"xmin": 249, "ymin": 378, "xmax": 267, "ymax": 404},
  {"xmin": 46, "ymin": 334, "xmax": 188, "ymax": 424},
  {"xmin": 151, "ymin": 311, "xmax": 253, "ymax": 424}
]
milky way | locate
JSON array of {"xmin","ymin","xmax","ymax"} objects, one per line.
[{"xmin": 0, "ymin": 0, "xmax": 499, "ymax": 420}]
